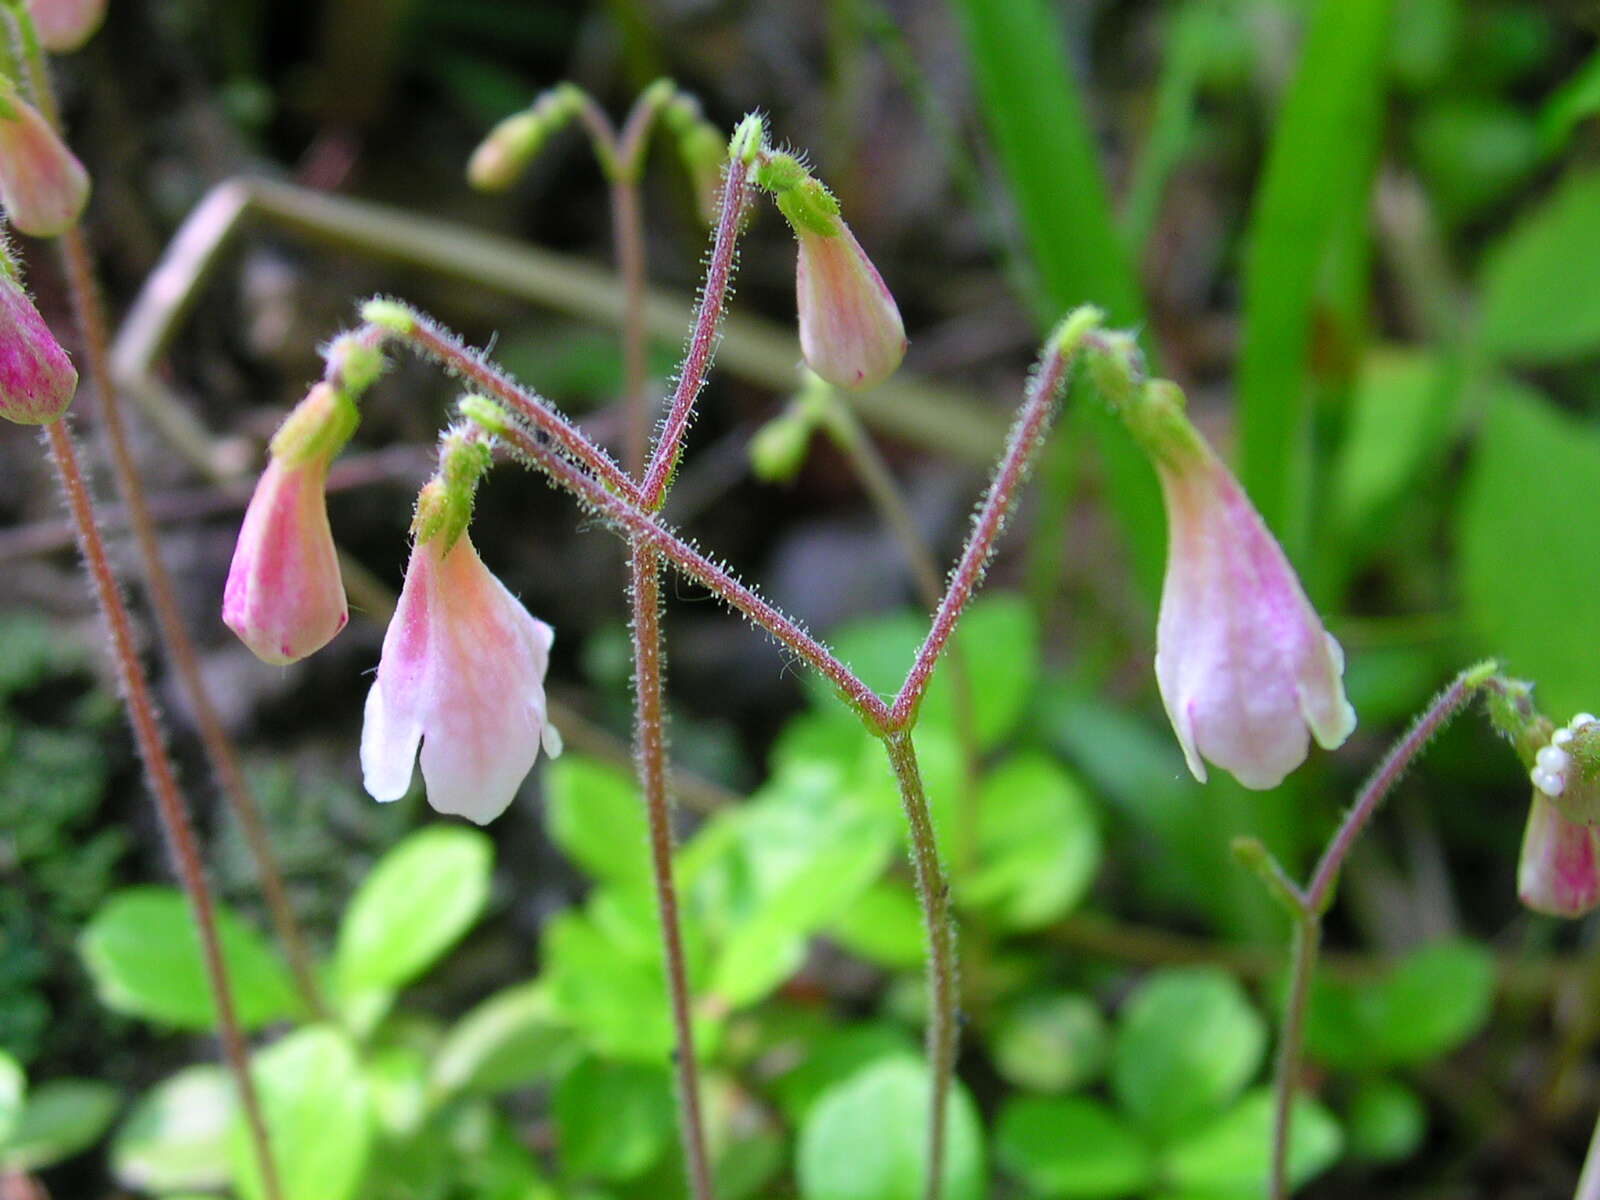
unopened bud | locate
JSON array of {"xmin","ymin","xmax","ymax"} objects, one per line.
[
  {"xmin": 661, "ymin": 92, "xmax": 725, "ymax": 223},
  {"xmin": 360, "ymin": 298, "xmax": 416, "ymax": 336},
  {"xmin": 1518, "ymin": 790, "xmax": 1600, "ymax": 918},
  {"xmin": 28, "ymin": 0, "xmax": 106, "ymax": 52},
  {"xmin": 0, "ymin": 270, "xmax": 75, "ymax": 423},
  {"xmin": 0, "ymin": 83, "xmax": 88, "ymax": 236},
  {"xmin": 466, "ymin": 85, "xmax": 583, "ymax": 193}
]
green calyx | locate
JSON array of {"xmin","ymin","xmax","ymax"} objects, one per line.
[
  {"xmin": 467, "ymin": 83, "xmax": 586, "ymax": 192},
  {"xmin": 1484, "ymin": 676, "xmax": 1551, "ymax": 766},
  {"xmin": 749, "ymin": 369, "xmax": 835, "ymax": 484},
  {"xmin": 322, "ymin": 332, "xmax": 385, "ymax": 398},
  {"xmin": 360, "ymin": 298, "xmax": 416, "ymax": 337},
  {"xmin": 728, "ymin": 113, "xmax": 766, "ymax": 165},
  {"xmin": 756, "ymin": 153, "xmax": 843, "ymax": 238},
  {"xmin": 269, "ymin": 383, "xmax": 359, "ymax": 469},
  {"xmin": 413, "ymin": 425, "xmax": 492, "ymax": 553}
]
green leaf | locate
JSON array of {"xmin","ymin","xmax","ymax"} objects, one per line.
[
  {"xmin": 229, "ymin": 1027, "xmax": 371, "ymax": 1200},
  {"xmin": 797, "ymin": 1058, "xmax": 984, "ymax": 1200},
  {"xmin": 995, "ymin": 1095, "xmax": 1152, "ymax": 1198},
  {"xmin": 1539, "ymin": 47, "xmax": 1600, "ymax": 153},
  {"xmin": 111, "ymin": 1066, "xmax": 233, "ymax": 1193},
  {"xmin": 990, "ymin": 991, "xmax": 1108, "ymax": 1095},
  {"xmin": 829, "ymin": 879, "xmax": 926, "ymax": 971},
  {"xmin": 433, "ymin": 980, "xmax": 578, "ymax": 1096},
  {"xmin": 0, "ymin": 1051, "xmax": 22, "ymax": 1145},
  {"xmin": 808, "ymin": 595, "xmax": 1039, "ymax": 749},
  {"xmin": 962, "ymin": 754, "xmax": 1100, "ymax": 929},
  {"xmin": 545, "ymin": 756, "xmax": 650, "ymax": 894},
  {"xmin": 946, "ymin": 0, "xmax": 1163, "ymax": 598},
  {"xmin": 1304, "ymin": 939, "xmax": 1494, "ymax": 1072},
  {"xmin": 1161, "ymin": 1088, "xmax": 1341, "ymax": 1193},
  {"xmin": 336, "ymin": 825, "xmax": 493, "ymax": 993},
  {"xmin": 78, "ymin": 887, "xmax": 298, "ymax": 1030},
  {"xmin": 545, "ymin": 904, "xmax": 674, "ymax": 1062},
  {"xmin": 1411, "ymin": 99, "xmax": 1542, "ymax": 223},
  {"xmin": 1346, "ymin": 1077, "xmax": 1426, "ymax": 1164},
  {"xmin": 704, "ymin": 762, "xmax": 895, "ymax": 1007},
  {"xmin": 553, "ymin": 1058, "xmax": 674, "ymax": 1182},
  {"xmin": 1480, "ymin": 171, "xmax": 1600, "ymax": 362},
  {"xmin": 767, "ymin": 1020, "xmax": 919, "ymax": 1123},
  {"xmin": 0, "ymin": 1079, "xmax": 120, "ymax": 1171},
  {"xmin": 1111, "ymin": 968, "xmax": 1266, "ymax": 1141},
  {"xmin": 1458, "ymin": 385, "xmax": 1600, "ymax": 719},
  {"xmin": 1238, "ymin": 0, "xmax": 1391, "ymax": 555},
  {"xmin": 1331, "ymin": 350, "xmax": 1455, "ymax": 544}
]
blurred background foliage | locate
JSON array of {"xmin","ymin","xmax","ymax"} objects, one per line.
[{"xmin": 4, "ymin": 0, "xmax": 1600, "ymax": 1195}]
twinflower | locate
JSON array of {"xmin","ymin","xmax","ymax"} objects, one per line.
[
  {"xmin": 1125, "ymin": 380, "xmax": 1355, "ymax": 789},
  {"xmin": 0, "ymin": 269, "xmax": 75, "ymax": 423},
  {"xmin": 361, "ymin": 440, "xmax": 560, "ymax": 824},
  {"xmin": 0, "ymin": 80, "xmax": 88, "ymax": 237}
]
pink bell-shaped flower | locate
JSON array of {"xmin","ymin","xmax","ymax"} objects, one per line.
[
  {"xmin": 1517, "ymin": 790, "xmax": 1600, "ymax": 918},
  {"xmin": 795, "ymin": 221, "xmax": 907, "ymax": 391},
  {"xmin": 1135, "ymin": 384, "xmax": 1355, "ymax": 789},
  {"xmin": 28, "ymin": 0, "xmax": 106, "ymax": 52},
  {"xmin": 360, "ymin": 517, "xmax": 560, "ymax": 824},
  {"xmin": 0, "ymin": 270, "xmax": 75, "ymax": 423},
  {"xmin": 0, "ymin": 83, "xmax": 88, "ymax": 237},
  {"xmin": 222, "ymin": 383, "xmax": 354, "ymax": 665}
]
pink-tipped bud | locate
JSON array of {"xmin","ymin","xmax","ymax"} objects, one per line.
[
  {"xmin": 222, "ymin": 384, "xmax": 356, "ymax": 665},
  {"xmin": 795, "ymin": 222, "xmax": 907, "ymax": 391},
  {"xmin": 28, "ymin": 0, "xmax": 106, "ymax": 52},
  {"xmin": 360, "ymin": 527, "xmax": 560, "ymax": 824},
  {"xmin": 0, "ymin": 85, "xmax": 88, "ymax": 236},
  {"xmin": 1518, "ymin": 790, "xmax": 1600, "ymax": 918},
  {"xmin": 1132, "ymin": 383, "xmax": 1355, "ymax": 790},
  {"xmin": 0, "ymin": 270, "xmax": 75, "ymax": 423}
]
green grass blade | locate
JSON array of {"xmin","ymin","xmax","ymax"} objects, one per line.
[
  {"xmin": 1237, "ymin": 0, "xmax": 1391, "ymax": 560},
  {"xmin": 947, "ymin": 0, "xmax": 1163, "ymax": 599}
]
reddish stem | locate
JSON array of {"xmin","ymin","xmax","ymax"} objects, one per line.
[
  {"xmin": 42, "ymin": 420, "xmax": 282, "ymax": 1200},
  {"xmin": 890, "ymin": 336, "xmax": 1076, "ymax": 729},
  {"xmin": 640, "ymin": 155, "xmax": 752, "ymax": 509}
]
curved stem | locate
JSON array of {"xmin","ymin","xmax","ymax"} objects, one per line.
[
  {"xmin": 1266, "ymin": 665, "xmax": 1490, "ymax": 1198},
  {"xmin": 57, "ymin": 227, "xmax": 328, "ymax": 1019},
  {"xmin": 890, "ymin": 328, "xmax": 1082, "ymax": 729},
  {"xmin": 42, "ymin": 420, "xmax": 282, "ymax": 1200},
  {"xmin": 629, "ymin": 542, "xmax": 715, "ymax": 1199},
  {"xmin": 641, "ymin": 154, "xmax": 753, "ymax": 509},
  {"xmin": 881, "ymin": 730, "xmax": 957, "ymax": 1200}
]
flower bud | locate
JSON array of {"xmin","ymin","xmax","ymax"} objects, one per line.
[
  {"xmin": 466, "ymin": 84, "xmax": 582, "ymax": 193},
  {"xmin": 1129, "ymin": 381, "xmax": 1355, "ymax": 789},
  {"xmin": 794, "ymin": 221, "xmax": 906, "ymax": 391},
  {"xmin": 0, "ymin": 83, "xmax": 88, "ymax": 236},
  {"xmin": 222, "ymin": 384, "xmax": 358, "ymax": 665},
  {"xmin": 1517, "ymin": 790, "xmax": 1600, "ymax": 918},
  {"xmin": 28, "ymin": 0, "xmax": 106, "ymax": 52},
  {"xmin": 0, "ymin": 269, "xmax": 75, "ymax": 423}
]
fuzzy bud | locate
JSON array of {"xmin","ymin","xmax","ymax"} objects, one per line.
[
  {"xmin": 223, "ymin": 384, "xmax": 359, "ymax": 665},
  {"xmin": 1518, "ymin": 790, "xmax": 1600, "ymax": 918},
  {"xmin": 0, "ymin": 269, "xmax": 75, "ymax": 423},
  {"xmin": 0, "ymin": 83, "xmax": 88, "ymax": 236},
  {"xmin": 466, "ymin": 84, "xmax": 583, "ymax": 193},
  {"xmin": 28, "ymin": 0, "xmax": 106, "ymax": 52}
]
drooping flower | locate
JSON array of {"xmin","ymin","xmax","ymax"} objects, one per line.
[
  {"xmin": 1518, "ymin": 790, "xmax": 1600, "ymax": 918},
  {"xmin": 28, "ymin": 0, "xmax": 107, "ymax": 52},
  {"xmin": 1130, "ymin": 383, "xmax": 1355, "ymax": 789},
  {"xmin": 0, "ymin": 82, "xmax": 88, "ymax": 237},
  {"xmin": 360, "ymin": 519, "xmax": 560, "ymax": 824},
  {"xmin": 795, "ymin": 220, "xmax": 907, "ymax": 391},
  {"xmin": 0, "ymin": 270, "xmax": 75, "ymax": 423},
  {"xmin": 222, "ymin": 383, "xmax": 354, "ymax": 665}
]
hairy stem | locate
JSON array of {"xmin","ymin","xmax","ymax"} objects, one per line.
[
  {"xmin": 641, "ymin": 153, "xmax": 752, "ymax": 509},
  {"xmin": 57, "ymin": 226, "xmax": 328, "ymax": 1019},
  {"xmin": 42, "ymin": 420, "xmax": 282, "ymax": 1200},
  {"xmin": 629, "ymin": 543, "xmax": 715, "ymax": 1198},
  {"xmin": 1267, "ymin": 665, "xmax": 1491, "ymax": 1198},
  {"xmin": 891, "ymin": 323, "xmax": 1088, "ymax": 728},
  {"xmin": 881, "ymin": 730, "xmax": 957, "ymax": 1200}
]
